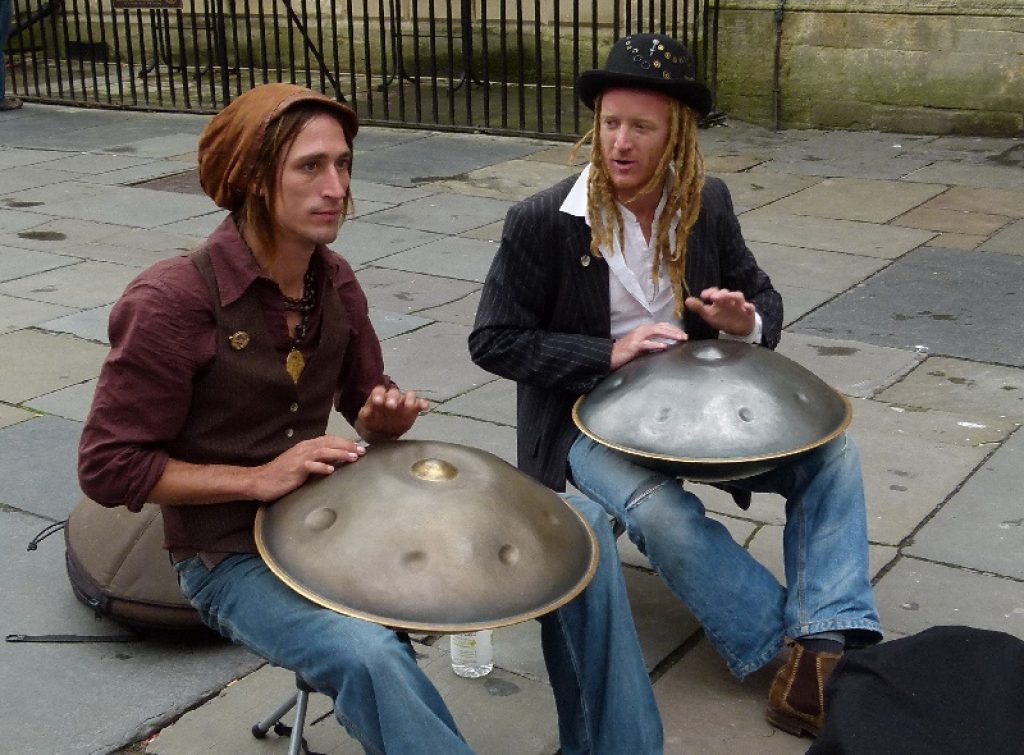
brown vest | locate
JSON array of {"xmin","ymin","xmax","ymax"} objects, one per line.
[{"xmin": 161, "ymin": 246, "xmax": 350, "ymax": 558}]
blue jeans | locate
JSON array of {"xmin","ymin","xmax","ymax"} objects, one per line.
[
  {"xmin": 175, "ymin": 494, "xmax": 662, "ymax": 755},
  {"xmin": 569, "ymin": 432, "xmax": 882, "ymax": 679}
]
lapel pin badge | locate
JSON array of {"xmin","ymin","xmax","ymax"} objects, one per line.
[{"xmin": 229, "ymin": 331, "xmax": 250, "ymax": 350}]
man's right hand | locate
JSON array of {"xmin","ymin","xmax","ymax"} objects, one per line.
[
  {"xmin": 251, "ymin": 435, "xmax": 366, "ymax": 502},
  {"xmin": 610, "ymin": 322, "xmax": 688, "ymax": 370}
]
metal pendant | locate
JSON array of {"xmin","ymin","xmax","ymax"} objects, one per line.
[{"xmin": 285, "ymin": 348, "xmax": 305, "ymax": 384}]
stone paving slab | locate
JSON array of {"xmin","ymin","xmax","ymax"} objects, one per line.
[
  {"xmin": 0, "ymin": 206, "xmax": 59, "ymax": 234},
  {"xmin": 791, "ymin": 247, "xmax": 1024, "ymax": 367},
  {"xmin": 38, "ymin": 304, "xmax": 113, "ymax": 343},
  {"xmin": 435, "ymin": 377, "xmax": 516, "ymax": 426},
  {"xmin": 25, "ymin": 378, "xmax": 99, "ymax": 422},
  {"xmin": 903, "ymin": 161, "xmax": 1024, "ymax": 191},
  {"xmin": 905, "ymin": 429, "xmax": 1024, "ymax": 579},
  {"xmin": 0, "ymin": 259, "xmax": 138, "ymax": 308},
  {"xmin": 23, "ymin": 184, "xmax": 219, "ymax": 229},
  {"xmin": 351, "ymin": 179, "xmax": 436, "ymax": 205},
  {"xmin": 365, "ymin": 193, "xmax": 512, "ymax": 235},
  {"xmin": 368, "ymin": 307, "xmax": 433, "ymax": 341},
  {"xmin": 0, "ymin": 217, "xmax": 133, "ymax": 253},
  {"xmin": 873, "ymin": 558, "xmax": 1024, "ymax": 640},
  {"xmin": 37, "ymin": 152, "xmax": 162, "ymax": 175},
  {"xmin": 354, "ymin": 132, "xmax": 548, "ymax": 188},
  {"xmin": 428, "ymin": 158, "xmax": 579, "ymax": 201},
  {"xmin": 1, "ymin": 508, "xmax": 263, "ymax": 755},
  {"xmin": 0, "ymin": 415, "xmax": 85, "ymax": 518},
  {"xmin": 762, "ymin": 132, "xmax": 937, "ymax": 180},
  {"xmin": 891, "ymin": 204, "xmax": 1012, "ymax": 236},
  {"xmin": 380, "ymin": 322, "xmax": 496, "ymax": 402},
  {"xmin": 373, "ymin": 235, "xmax": 498, "ymax": 284},
  {"xmin": 738, "ymin": 207, "xmax": 935, "ymax": 258},
  {"xmin": 0, "ymin": 165, "xmax": 90, "ymax": 194},
  {"xmin": 88, "ymin": 160, "xmax": 208, "ymax": 187},
  {"xmin": 354, "ymin": 265, "xmax": 480, "ymax": 314},
  {"xmin": 719, "ymin": 171, "xmax": 821, "ymax": 213},
  {"xmin": 772, "ymin": 284, "xmax": 834, "ymax": 325},
  {"xmin": 97, "ymin": 133, "xmax": 206, "ymax": 159},
  {"xmin": 751, "ymin": 241, "xmax": 890, "ymax": 294},
  {"xmin": 0, "ymin": 329, "xmax": 107, "ymax": 403},
  {"xmin": 775, "ymin": 332, "xmax": 921, "ymax": 399},
  {"xmin": 0, "ymin": 403, "xmax": 34, "ymax": 428},
  {"xmin": 923, "ymin": 232, "xmax": 987, "ymax": 250},
  {"xmin": 979, "ymin": 218, "xmax": 1024, "ymax": 255},
  {"xmin": 0, "ymin": 292, "xmax": 76, "ymax": 333},
  {"xmin": 1, "ymin": 178, "xmax": 116, "ymax": 207},
  {"xmin": 0, "ymin": 243, "xmax": 81, "ymax": 281},
  {"xmin": 875, "ymin": 355, "xmax": 1024, "ymax": 424},
  {"xmin": 766, "ymin": 177, "xmax": 947, "ymax": 223},
  {"xmin": 848, "ymin": 397, "xmax": 1012, "ymax": 547},
  {"xmin": 147, "ymin": 212, "xmax": 226, "ymax": 242},
  {"xmin": 0, "ymin": 146, "xmax": 70, "ymax": 169},
  {"xmin": 332, "ymin": 220, "xmax": 443, "ymax": 266},
  {"xmin": 653, "ymin": 641, "xmax": 801, "ymax": 755},
  {"xmin": 415, "ymin": 289, "xmax": 483, "ymax": 328},
  {"xmin": 915, "ymin": 185, "xmax": 1024, "ymax": 219}
]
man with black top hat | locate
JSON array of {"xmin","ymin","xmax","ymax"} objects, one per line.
[
  {"xmin": 80, "ymin": 82, "xmax": 662, "ymax": 753},
  {"xmin": 470, "ymin": 33, "xmax": 883, "ymax": 738}
]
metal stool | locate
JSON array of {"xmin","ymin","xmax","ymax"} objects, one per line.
[
  {"xmin": 251, "ymin": 673, "xmax": 316, "ymax": 755},
  {"xmin": 251, "ymin": 632, "xmax": 413, "ymax": 754}
]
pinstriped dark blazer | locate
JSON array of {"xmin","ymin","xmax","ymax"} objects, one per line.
[{"xmin": 469, "ymin": 173, "xmax": 783, "ymax": 491}]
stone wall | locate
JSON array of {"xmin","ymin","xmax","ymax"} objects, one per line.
[{"xmin": 714, "ymin": 1, "xmax": 1024, "ymax": 135}]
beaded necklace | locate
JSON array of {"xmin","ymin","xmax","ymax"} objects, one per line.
[{"xmin": 283, "ymin": 265, "xmax": 317, "ymax": 384}]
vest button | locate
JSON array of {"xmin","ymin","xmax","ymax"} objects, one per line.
[
  {"xmin": 285, "ymin": 428, "xmax": 294, "ymax": 438},
  {"xmin": 289, "ymin": 403, "xmax": 299, "ymax": 412}
]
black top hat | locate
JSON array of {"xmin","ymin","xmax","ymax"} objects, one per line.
[{"xmin": 577, "ymin": 33, "xmax": 712, "ymax": 117}]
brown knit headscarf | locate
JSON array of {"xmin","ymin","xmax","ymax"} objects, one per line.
[{"xmin": 197, "ymin": 83, "xmax": 358, "ymax": 212}]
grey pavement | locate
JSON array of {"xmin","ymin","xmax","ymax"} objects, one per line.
[{"xmin": 1, "ymin": 103, "xmax": 1022, "ymax": 755}]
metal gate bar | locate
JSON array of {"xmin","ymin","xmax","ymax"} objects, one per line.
[{"xmin": 5, "ymin": 0, "xmax": 720, "ymax": 139}]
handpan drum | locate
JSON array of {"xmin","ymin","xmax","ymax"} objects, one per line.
[
  {"xmin": 573, "ymin": 340, "xmax": 852, "ymax": 482},
  {"xmin": 255, "ymin": 440, "xmax": 598, "ymax": 633}
]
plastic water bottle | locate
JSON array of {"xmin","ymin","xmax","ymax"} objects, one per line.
[{"xmin": 450, "ymin": 630, "xmax": 494, "ymax": 678}]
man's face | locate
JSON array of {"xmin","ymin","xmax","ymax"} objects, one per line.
[
  {"xmin": 271, "ymin": 113, "xmax": 351, "ymax": 254},
  {"xmin": 598, "ymin": 88, "xmax": 673, "ymax": 203}
]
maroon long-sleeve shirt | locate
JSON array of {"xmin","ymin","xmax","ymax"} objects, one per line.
[{"xmin": 79, "ymin": 217, "xmax": 391, "ymax": 513}]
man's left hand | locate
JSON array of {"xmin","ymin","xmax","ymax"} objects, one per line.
[
  {"xmin": 355, "ymin": 385, "xmax": 429, "ymax": 444},
  {"xmin": 684, "ymin": 288, "xmax": 756, "ymax": 338}
]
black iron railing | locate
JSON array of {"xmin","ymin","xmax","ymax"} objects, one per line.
[{"xmin": 5, "ymin": 0, "xmax": 719, "ymax": 138}]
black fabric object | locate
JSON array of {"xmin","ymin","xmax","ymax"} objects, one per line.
[{"xmin": 809, "ymin": 625, "xmax": 1024, "ymax": 755}]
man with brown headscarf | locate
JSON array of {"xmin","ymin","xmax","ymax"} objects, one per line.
[
  {"xmin": 79, "ymin": 83, "xmax": 662, "ymax": 753},
  {"xmin": 471, "ymin": 33, "xmax": 882, "ymax": 739}
]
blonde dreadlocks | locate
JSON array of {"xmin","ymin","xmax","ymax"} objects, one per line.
[{"xmin": 569, "ymin": 96, "xmax": 705, "ymax": 319}]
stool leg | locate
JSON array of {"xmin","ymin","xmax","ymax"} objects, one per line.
[
  {"xmin": 287, "ymin": 685, "xmax": 310, "ymax": 755},
  {"xmin": 252, "ymin": 692, "xmax": 298, "ymax": 738}
]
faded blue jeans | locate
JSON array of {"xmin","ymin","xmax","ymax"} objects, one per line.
[
  {"xmin": 569, "ymin": 432, "xmax": 882, "ymax": 679},
  {"xmin": 175, "ymin": 493, "xmax": 662, "ymax": 755}
]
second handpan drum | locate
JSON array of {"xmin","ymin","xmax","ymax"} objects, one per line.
[
  {"xmin": 256, "ymin": 440, "xmax": 598, "ymax": 633},
  {"xmin": 573, "ymin": 340, "xmax": 852, "ymax": 482}
]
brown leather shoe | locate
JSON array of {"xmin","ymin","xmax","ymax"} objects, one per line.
[
  {"xmin": 765, "ymin": 642, "xmax": 842, "ymax": 737},
  {"xmin": 0, "ymin": 96, "xmax": 24, "ymax": 111}
]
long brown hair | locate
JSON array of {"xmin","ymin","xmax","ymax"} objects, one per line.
[
  {"xmin": 570, "ymin": 94, "xmax": 704, "ymax": 318},
  {"xmin": 236, "ymin": 102, "xmax": 356, "ymax": 264}
]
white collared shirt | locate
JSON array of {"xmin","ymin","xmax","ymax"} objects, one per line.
[{"xmin": 560, "ymin": 166, "xmax": 762, "ymax": 343}]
